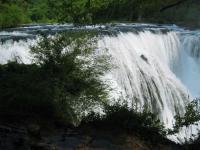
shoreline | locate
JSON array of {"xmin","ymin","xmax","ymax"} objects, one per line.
[{"xmin": 0, "ymin": 123, "xmax": 182, "ymax": 150}]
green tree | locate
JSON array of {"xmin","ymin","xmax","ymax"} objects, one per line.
[
  {"xmin": 0, "ymin": 32, "xmax": 112, "ymax": 125},
  {"xmin": 0, "ymin": 3, "xmax": 28, "ymax": 28},
  {"xmin": 31, "ymin": 32, "xmax": 112, "ymax": 124},
  {"xmin": 167, "ymin": 99, "xmax": 200, "ymax": 134}
]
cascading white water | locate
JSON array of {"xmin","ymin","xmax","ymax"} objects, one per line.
[
  {"xmin": 176, "ymin": 33, "xmax": 200, "ymax": 97},
  {"xmin": 1, "ymin": 25, "xmax": 200, "ymax": 143},
  {"xmin": 99, "ymin": 31, "xmax": 190, "ymax": 129},
  {"xmin": 99, "ymin": 30, "xmax": 200, "ymax": 143},
  {"xmin": 0, "ymin": 39, "xmax": 33, "ymax": 64}
]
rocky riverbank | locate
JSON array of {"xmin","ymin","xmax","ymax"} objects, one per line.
[{"xmin": 0, "ymin": 124, "xmax": 183, "ymax": 150}]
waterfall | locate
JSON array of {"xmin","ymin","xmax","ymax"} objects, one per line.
[
  {"xmin": 99, "ymin": 31, "xmax": 189, "ymax": 129},
  {"xmin": 1, "ymin": 25, "xmax": 200, "ymax": 143},
  {"xmin": 99, "ymin": 30, "xmax": 200, "ymax": 143},
  {"xmin": 176, "ymin": 33, "xmax": 200, "ymax": 97},
  {"xmin": 0, "ymin": 39, "xmax": 33, "ymax": 64}
]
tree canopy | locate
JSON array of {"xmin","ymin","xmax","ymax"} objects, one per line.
[
  {"xmin": 0, "ymin": 0, "xmax": 199, "ymax": 27},
  {"xmin": 0, "ymin": 0, "xmax": 200, "ymax": 27}
]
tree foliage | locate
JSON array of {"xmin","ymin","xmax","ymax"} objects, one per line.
[
  {"xmin": 0, "ymin": 0, "xmax": 199, "ymax": 28},
  {"xmin": 81, "ymin": 103, "xmax": 167, "ymax": 143},
  {"xmin": 0, "ymin": 32, "xmax": 111, "ymax": 125},
  {"xmin": 175, "ymin": 100, "xmax": 200, "ymax": 127},
  {"xmin": 166, "ymin": 99, "xmax": 200, "ymax": 135},
  {"xmin": 0, "ymin": 3, "xmax": 28, "ymax": 28}
]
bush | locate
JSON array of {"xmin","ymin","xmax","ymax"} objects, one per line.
[
  {"xmin": 0, "ymin": 32, "xmax": 111, "ymax": 126},
  {"xmin": 0, "ymin": 62, "xmax": 54, "ymax": 123},
  {"xmin": 168, "ymin": 99, "xmax": 200, "ymax": 134},
  {"xmin": 81, "ymin": 103, "xmax": 166, "ymax": 139}
]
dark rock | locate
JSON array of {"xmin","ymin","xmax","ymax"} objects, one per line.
[
  {"xmin": 31, "ymin": 143, "xmax": 57, "ymax": 150},
  {"xmin": 27, "ymin": 124, "xmax": 41, "ymax": 140},
  {"xmin": 90, "ymin": 138, "xmax": 113, "ymax": 148},
  {"xmin": 141, "ymin": 54, "xmax": 148, "ymax": 63}
]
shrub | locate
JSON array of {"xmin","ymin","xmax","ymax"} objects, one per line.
[
  {"xmin": 0, "ymin": 62, "xmax": 55, "ymax": 122},
  {"xmin": 167, "ymin": 99, "xmax": 200, "ymax": 135},
  {"xmin": 81, "ymin": 103, "xmax": 166, "ymax": 139},
  {"xmin": 0, "ymin": 32, "xmax": 111, "ymax": 126},
  {"xmin": 31, "ymin": 32, "xmax": 112, "ymax": 123}
]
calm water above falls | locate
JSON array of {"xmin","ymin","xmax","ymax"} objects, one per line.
[{"xmin": 1, "ymin": 23, "xmax": 200, "ymax": 143}]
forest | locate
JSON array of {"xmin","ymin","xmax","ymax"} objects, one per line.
[{"xmin": 0, "ymin": 0, "xmax": 200, "ymax": 28}]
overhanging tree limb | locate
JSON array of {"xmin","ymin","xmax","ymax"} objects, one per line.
[{"xmin": 160, "ymin": 0, "xmax": 189, "ymax": 12}]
